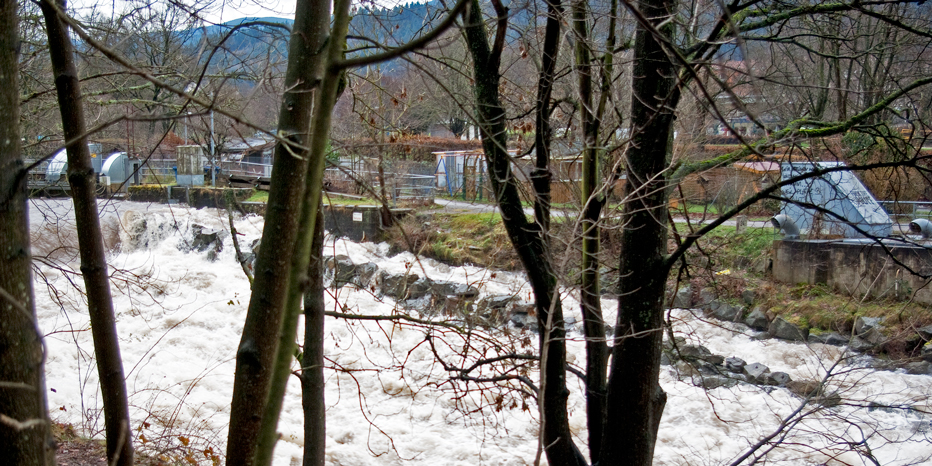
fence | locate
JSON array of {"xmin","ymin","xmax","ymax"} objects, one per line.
[{"xmin": 878, "ymin": 200, "xmax": 932, "ymax": 221}]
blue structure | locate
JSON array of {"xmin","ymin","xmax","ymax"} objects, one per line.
[{"xmin": 780, "ymin": 162, "xmax": 892, "ymax": 238}]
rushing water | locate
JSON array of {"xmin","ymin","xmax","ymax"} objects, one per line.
[{"xmin": 30, "ymin": 199, "xmax": 931, "ymax": 465}]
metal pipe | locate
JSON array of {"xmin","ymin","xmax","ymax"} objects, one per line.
[{"xmin": 771, "ymin": 214, "xmax": 800, "ymax": 239}]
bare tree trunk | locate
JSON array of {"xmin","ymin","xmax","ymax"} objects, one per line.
[
  {"xmin": 462, "ymin": 2, "xmax": 586, "ymax": 465},
  {"xmin": 301, "ymin": 207, "xmax": 326, "ymax": 466},
  {"xmin": 600, "ymin": 0, "xmax": 680, "ymax": 463},
  {"xmin": 532, "ymin": 0, "xmax": 562, "ymax": 233},
  {"xmin": 572, "ymin": 1, "xmax": 608, "ymax": 462},
  {"xmin": 0, "ymin": 2, "xmax": 55, "ymax": 463},
  {"xmin": 227, "ymin": 0, "xmax": 330, "ymax": 463},
  {"xmin": 39, "ymin": 2, "xmax": 133, "ymax": 465}
]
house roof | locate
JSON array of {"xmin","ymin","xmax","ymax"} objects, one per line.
[{"xmin": 734, "ymin": 161, "xmax": 780, "ymax": 173}]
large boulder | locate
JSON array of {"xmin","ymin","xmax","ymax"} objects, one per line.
[
  {"xmin": 854, "ymin": 316, "xmax": 887, "ymax": 346},
  {"xmin": 744, "ymin": 307, "xmax": 770, "ymax": 331},
  {"xmin": 711, "ymin": 302, "xmax": 743, "ymax": 322},
  {"xmin": 743, "ymin": 362, "xmax": 770, "ymax": 383},
  {"xmin": 669, "ymin": 286, "xmax": 692, "ymax": 309},
  {"xmin": 769, "ymin": 317, "xmax": 809, "ymax": 342},
  {"xmin": 325, "ymin": 255, "xmax": 357, "ymax": 288},
  {"xmin": 378, "ymin": 271, "xmax": 421, "ymax": 299},
  {"xmin": 354, "ymin": 262, "xmax": 379, "ymax": 288},
  {"xmin": 808, "ymin": 332, "xmax": 849, "ymax": 346},
  {"xmin": 188, "ymin": 224, "xmax": 225, "ymax": 261}
]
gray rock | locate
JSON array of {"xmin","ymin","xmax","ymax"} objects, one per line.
[
  {"xmin": 378, "ymin": 271, "xmax": 420, "ymax": 299},
  {"xmin": 903, "ymin": 361, "xmax": 932, "ymax": 375},
  {"xmin": 916, "ymin": 324, "xmax": 932, "ymax": 340},
  {"xmin": 744, "ymin": 307, "xmax": 770, "ymax": 331},
  {"xmin": 712, "ymin": 303, "xmax": 743, "ymax": 322},
  {"xmin": 769, "ymin": 317, "xmax": 809, "ymax": 342},
  {"xmin": 509, "ymin": 310, "xmax": 538, "ymax": 332},
  {"xmin": 743, "ymin": 362, "xmax": 770, "ymax": 382},
  {"xmin": 407, "ymin": 277, "xmax": 434, "ymax": 300},
  {"xmin": 848, "ymin": 336, "xmax": 875, "ymax": 353},
  {"xmin": 920, "ymin": 341, "xmax": 932, "ymax": 363},
  {"xmin": 767, "ymin": 371, "xmax": 792, "ymax": 386},
  {"xmin": 431, "ymin": 281, "xmax": 480, "ymax": 299},
  {"xmin": 326, "ymin": 255, "xmax": 357, "ymax": 287},
  {"xmin": 741, "ymin": 289, "xmax": 756, "ymax": 305},
  {"xmin": 679, "ymin": 344, "xmax": 712, "ymax": 360},
  {"xmin": 477, "ymin": 295, "xmax": 516, "ymax": 313},
  {"xmin": 670, "ymin": 286, "xmax": 692, "ymax": 309},
  {"xmin": 855, "ymin": 316, "xmax": 884, "ymax": 335},
  {"xmin": 188, "ymin": 224, "xmax": 224, "ymax": 261},
  {"xmin": 698, "ymin": 375, "xmax": 739, "ymax": 390},
  {"xmin": 809, "ymin": 332, "xmax": 849, "ymax": 346},
  {"xmin": 354, "ymin": 262, "xmax": 379, "ymax": 288},
  {"xmin": 442, "ymin": 295, "xmax": 476, "ymax": 319},
  {"xmin": 724, "ymin": 357, "xmax": 747, "ymax": 373},
  {"xmin": 698, "ymin": 288, "xmax": 716, "ymax": 309}
]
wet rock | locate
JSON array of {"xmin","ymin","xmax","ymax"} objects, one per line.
[
  {"xmin": 711, "ymin": 302, "xmax": 742, "ymax": 322},
  {"xmin": 670, "ymin": 286, "xmax": 692, "ymax": 309},
  {"xmin": 744, "ymin": 307, "xmax": 770, "ymax": 331},
  {"xmin": 407, "ymin": 277, "xmax": 433, "ymax": 300},
  {"xmin": 855, "ymin": 316, "xmax": 887, "ymax": 346},
  {"xmin": 922, "ymin": 341, "xmax": 932, "ymax": 363},
  {"xmin": 916, "ymin": 324, "xmax": 932, "ymax": 341},
  {"xmin": 724, "ymin": 357, "xmax": 746, "ymax": 373},
  {"xmin": 326, "ymin": 255, "xmax": 357, "ymax": 287},
  {"xmin": 767, "ymin": 371, "xmax": 791, "ymax": 386},
  {"xmin": 808, "ymin": 332, "xmax": 849, "ymax": 346},
  {"xmin": 477, "ymin": 295, "xmax": 516, "ymax": 314},
  {"xmin": 378, "ymin": 271, "xmax": 420, "ymax": 299},
  {"xmin": 188, "ymin": 224, "xmax": 224, "ymax": 261},
  {"xmin": 848, "ymin": 336, "xmax": 875, "ymax": 353},
  {"xmin": 430, "ymin": 281, "xmax": 480, "ymax": 300},
  {"xmin": 697, "ymin": 374, "xmax": 739, "ymax": 390},
  {"xmin": 903, "ymin": 361, "xmax": 932, "ymax": 375},
  {"xmin": 769, "ymin": 317, "xmax": 808, "ymax": 342},
  {"xmin": 354, "ymin": 262, "xmax": 379, "ymax": 288},
  {"xmin": 743, "ymin": 362, "xmax": 770, "ymax": 382},
  {"xmin": 698, "ymin": 288, "xmax": 716, "ymax": 309}
]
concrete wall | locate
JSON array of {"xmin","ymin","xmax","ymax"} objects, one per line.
[
  {"xmin": 323, "ymin": 205, "xmax": 411, "ymax": 242},
  {"xmin": 773, "ymin": 240, "xmax": 932, "ymax": 304}
]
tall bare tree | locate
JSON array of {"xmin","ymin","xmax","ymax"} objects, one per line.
[
  {"xmin": 0, "ymin": 1, "xmax": 54, "ymax": 464},
  {"xmin": 38, "ymin": 1, "xmax": 134, "ymax": 465}
]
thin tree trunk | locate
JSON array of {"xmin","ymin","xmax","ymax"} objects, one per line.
[
  {"xmin": 0, "ymin": 2, "xmax": 55, "ymax": 463},
  {"xmin": 572, "ymin": 1, "xmax": 607, "ymax": 462},
  {"xmin": 227, "ymin": 0, "xmax": 330, "ymax": 462},
  {"xmin": 601, "ymin": 0, "xmax": 680, "ymax": 463},
  {"xmin": 462, "ymin": 2, "xmax": 586, "ymax": 465},
  {"xmin": 532, "ymin": 0, "xmax": 562, "ymax": 233},
  {"xmin": 253, "ymin": 1, "xmax": 350, "ymax": 461},
  {"xmin": 39, "ymin": 2, "xmax": 133, "ymax": 465},
  {"xmin": 302, "ymin": 207, "xmax": 326, "ymax": 466}
]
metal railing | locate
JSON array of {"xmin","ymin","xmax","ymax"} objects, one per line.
[{"xmin": 878, "ymin": 200, "xmax": 932, "ymax": 220}]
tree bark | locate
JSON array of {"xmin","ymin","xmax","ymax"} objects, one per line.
[
  {"xmin": 0, "ymin": 2, "xmax": 55, "ymax": 463},
  {"xmin": 39, "ymin": 2, "xmax": 134, "ymax": 464},
  {"xmin": 601, "ymin": 0, "xmax": 679, "ymax": 463},
  {"xmin": 462, "ymin": 2, "xmax": 586, "ymax": 465},
  {"xmin": 532, "ymin": 0, "xmax": 562, "ymax": 233},
  {"xmin": 572, "ymin": 1, "xmax": 608, "ymax": 462},
  {"xmin": 301, "ymin": 207, "xmax": 326, "ymax": 466},
  {"xmin": 227, "ymin": 0, "xmax": 330, "ymax": 463}
]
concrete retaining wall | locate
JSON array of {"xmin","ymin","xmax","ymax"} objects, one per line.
[{"xmin": 773, "ymin": 239, "xmax": 932, "ymax": 304}]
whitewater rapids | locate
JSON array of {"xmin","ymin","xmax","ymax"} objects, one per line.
[{"xmin": 29, "ymin": 199, "xmax": 931, "ymax": 465}]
